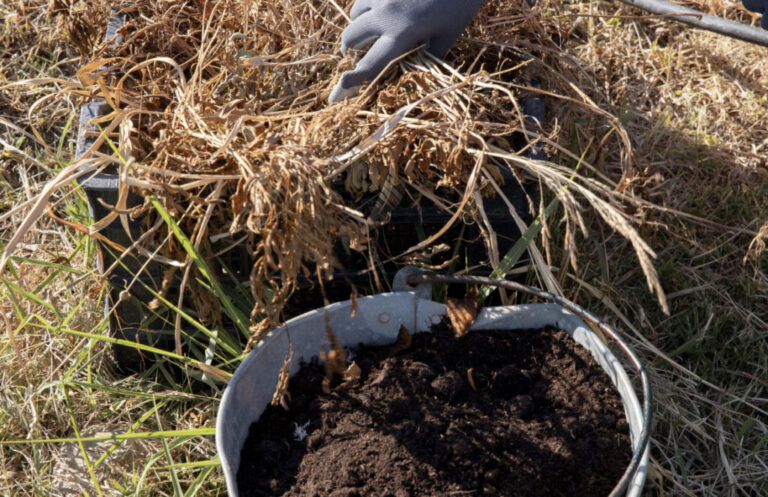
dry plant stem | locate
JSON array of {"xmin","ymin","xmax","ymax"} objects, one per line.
[
  {"xmin": 1, "ymin": 305, "xmax": 22, "ymax": 362},
  {"xmin": 472, "ymin": 146, "xmax": 669, "ymax": 314},
  {"xmin": 0, "ymin": 108, "xmax": 130, "ymax": 274},
  {"xmin": 174, "ymin": 181, "xmax": 226, "ymax": 357},
  {"xmin": 473, "ymin": 190, "xmax": 500, "ymax": 275},
  {"xmin": 396, "ymin": 145, "xmax": 486, "ymax": 260}
]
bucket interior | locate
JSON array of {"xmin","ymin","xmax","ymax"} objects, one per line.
[{"xmin": 216, "ymin": 295, "xmax": 648, "ymax": 497}]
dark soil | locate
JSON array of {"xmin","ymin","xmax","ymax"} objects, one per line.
[{"xmin": 237, "ymin": 324, "xmax": 632, "ymax": 496}]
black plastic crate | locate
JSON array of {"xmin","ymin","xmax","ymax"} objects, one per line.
[{"xmin": 75, "ymin": 9, "xmax": 546, "ymax": 373}]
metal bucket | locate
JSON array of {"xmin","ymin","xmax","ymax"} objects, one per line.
[{"xmin": 216, "ymin": 288, "xmax": 650, "ymax": 497}]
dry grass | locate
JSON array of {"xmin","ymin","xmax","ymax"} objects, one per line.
[
  {"xmin": 2, "ymin": 0, "xmax": 669, "ymax": 316},
  {"xmin": 1, "ymin": 0, "xmax": 767, "ymax": 496}
]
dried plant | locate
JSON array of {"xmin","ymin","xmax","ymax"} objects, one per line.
[
  {"xmin": 272, "ymin": 342, "xmax": 294, "ymax": 410},
  {"xmin": 2, "ymin": 0, "xmax": 670, "ymax": 324},
  {"xmin": 447, "ymin": 286, "xmax": 479, "ymax": 338}
]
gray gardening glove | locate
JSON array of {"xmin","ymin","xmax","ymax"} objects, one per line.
[
  {"xmin": 329, "ymin": 0, "xmax": 486, "ymax": 103},
  {"xmin": 743, "ymin": 0, "xmax": 768, "ymax": 29}
]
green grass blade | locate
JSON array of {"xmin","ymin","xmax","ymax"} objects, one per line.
[
  {"xmin": 150, "ymin": 196, "xmax": 251, "ymax": 337},
  {"xmin": 183, "ymin": 465, "xmax": 217, "ymax": 497},
  {"xmin": 51, "ymin": 325, "xmax": 187, "ymax": 361},
  {"xmin": 91, "ymin": 400, "xmax": 168, "ymax": 470},
  {"xmin": 156, "ymin": 406, "xmax": 184, "ymax": 497},
  {"xmin": 480, "ymin": 194, "xmax": 560, "ymax": 300},
  {"xmin": 57, "ymin": 114, "xmax": 75, "ymax": 157},
  {"xmin": 9, "ymin": 255, "xmax": 86, "ymax": 275},
  {"xmin": 1, "ymin": 427, "xmax": 215, "ymax": 445},
  {"xmin": 63, "ymin": 387, "xmax": 105, "ymax": 497},
  {"xmin": 482, "ymin": 149, "xmax": 587, "ymax": 299},
  {"xmin": 63, "ymin": 380, "xmax": 210, "ymax": 401},
  {"xmin": 136, "ymin": 279, "xmax": 241, "ymax": 358},
  {"xmin": 0, "ymin": 241, "xmax": 22, "ymax": 280},
  {"xmin": 30, "ymin": 237, "xmax": 88, "ymax": 294},
  {"xmin": 214, "ymin": 255, "xmax": 255, "ymax": 310},
  {"xmin": 165, "ymin": 459, "xmax": 220, "ymax": 470},
  {"xmin": 60, "ymin": 288, "xmax": 90, "ymax": 328},
  {"xmin": 1, "ymin": 275, "xmax": 63, "ymax": 320},
  {"xmin": 134, "ymin": 436, "xmax": 197, "ymax": 497}
]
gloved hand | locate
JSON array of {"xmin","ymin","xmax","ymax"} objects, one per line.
[
  {"xmin": 743, "ymin": 0, "xmax": 768, "ymax": 29},
  {"xmin": 329, "ymin": 0, "xmax": 486, "ymax": 103}
]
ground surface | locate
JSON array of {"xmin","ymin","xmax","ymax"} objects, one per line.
[
  {"xmin": 238, "ymin": 326, "xmax": 631, "ymax": 497},
  {"xmin": 1, "ymin": 1, "xmax": 766, "ymax": 497}
]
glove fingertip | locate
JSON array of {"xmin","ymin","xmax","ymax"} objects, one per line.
[
  {"xmin": 743, "ymin": 0, "xmax": 764, "ymax": 13},
  {"xmin": 329, "ymin": 77, "xmax": 362, "ymax": 103},
  {"xmin": 427, "ymin": 37, "xmax": 455, "ymax": 58}
]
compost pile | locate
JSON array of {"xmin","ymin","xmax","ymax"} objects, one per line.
[
  {"xmin": 68, "ymin": 0, "xmax": 666, "ymax": 328},
  {"xmin": 237, "ymin": 324, "xmax": 632, "ymax": 496}
]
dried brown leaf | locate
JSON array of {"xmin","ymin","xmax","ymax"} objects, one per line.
[
  {"xmin": 350, "ymin": 290, "xmax": 358, "ymax": 318},
  {"xmin": 271, "ymin": 343, "xmax": 293, "ymax": 411},
  {"xmin": 386, "ymin": 325, "xmax": 412, "ymax": 355},
  {"xmin": 467, "ymin": 368, "xmax": 479, "ymax": 393},
  {"xmin": 343, "ymin": 361, "xmax": 361, "ymax": 382},
  {"xmin": 446, "ymin": 286, "xmax": 479, "ymax": 338},
  {"xmin": 231, "ymin": 176, "xmax": 247, "ymax": 216},
  {"xmin": 335, "ymin": 361, "xmax": 363, "ymax": 391},
  {"xmin": 193, "ymin": 362, "xmax": 231, "ymax": 384},
  {"xmin": 148, "ymin": 266, "xmax": 177, "ymax": 311},
  {"xmin": 320, "ymin": 312, "xmax": 348, "ymax": 392}
]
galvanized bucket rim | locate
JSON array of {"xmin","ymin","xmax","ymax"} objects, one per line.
[{"xmin": 216, "ymin": 291, "xmax": 650, "ymax": 497}]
